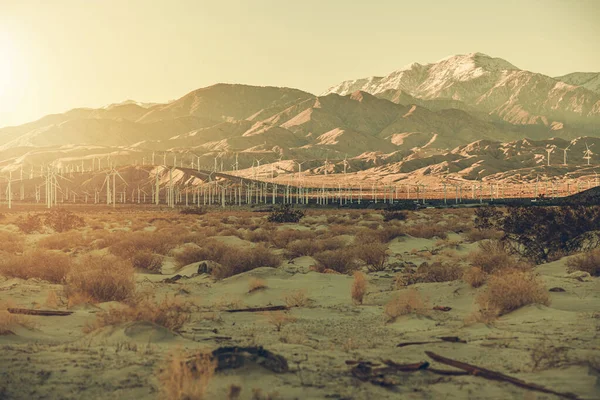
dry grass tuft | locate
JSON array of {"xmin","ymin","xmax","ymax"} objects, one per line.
[
  {"xmin": 462, "ymin": 266, "xmax": 487, "ymax": 288},
  {"xmin": 465, "ymin": 228, "xmax": 504, "ymax": 243},
  {"xmin": 414, "ymin": 261, "xmax": 464, "ymax": 283},
  {"xmin": 213, "ymin": 245, "xmax": 281, "ymax": 279},
  {"xmin": 0, "ymin": 231, "xmax": 24, "ymax": 254},
  {"xmin": 37, "ymin": 231, "xmax": 90, "ymax": 251},
  {"xmin": 405, "ymin": 224, "xmax": 448, "ymax": 239},
  {"xmin": 66, "ymin": 254, "xmax": 135, "ymax": 303},
  {"xmin": 351, "ymin": 272, "xmax": 368, "ymax": 305},
  {"xmin": 476, "ymin": 271, "xmax": 550, "ymax": 316},
  {"xmin": 384, "ymin": 288, "xmax": 428, "ymax": 322},
  {"xmin": 566, "ymin": 249, "xmax": 600, "ymax": 276},
  {"xmin": 85, "ymin": 295, "xmax": 196, "ymax": 333},
  {"xmin": 158, "ymin": 349, "xmax": 216, "ymax": 400},
  {"xmin": 248, "ymin": 278, "xmax": 268, "ymax": 293},
  {"xmin": 0, "ymin": 250, "xmax": 72, "ymax": 283}
]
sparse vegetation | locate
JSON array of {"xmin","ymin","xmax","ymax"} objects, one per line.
[
  {"xmin": 267, "ymin": 204, "xmax": 305, "ymax": 223},
  {"xmin": 351, "ymin": 272, "xmax": 368, "ymax": 305},
  {"xmin": 566, "ymin": 249, "xmax": 600, "ymax": 276},
  {"xmin": 158, "ymin": 349, "xmax": 216, "ymax": 400},
  {"xmin": 248, "ymin": 278, "xmax": 268, "ymax": 293},
  {"xmin": 354, "ymin": 242, "xmax": 388, "ymax": 271},
  {"xmin": 384, "ymin": 288, "xmax": 428, "ymax": 322},
  {"xmin": 313, "ymin": 249, "xmax": 359, "ymax": 274},
  {"xmin": 476, "ymin": 271, "xmax": 550, "ymax": 316},
  {"xmin": 462, "ymin": 266, "xmax": 487, "ymax": 288},
  {"xmin": 66, "ymin": 254, "xmax": 135, "ymax": 302},
  {"xmin": 0, "ymin": 250, "xmax": 72, "ymax": 283}
]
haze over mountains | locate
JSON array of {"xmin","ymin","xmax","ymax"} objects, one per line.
[{"xmin": 2, "ymin": 52, "xmax": 600, "ymax": 184}]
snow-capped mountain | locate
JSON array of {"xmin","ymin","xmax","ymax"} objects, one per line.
[
  {"xmin": 325, "ymin": 52, "xmax": 600, "ymax": 128},
  {"xmin": 555, "ymin": 72, "xmax": 600, "ymax": 96}
]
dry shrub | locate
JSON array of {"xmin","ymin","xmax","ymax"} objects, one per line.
[
  {"xmin": 465, "ymin": 228, "xmax": 504, "ymax": 243},
  {"xmin": 462, "ymin": 266, "xmax": 487, "ymax": 288},
  {"xmin": 468, "ymin": 240, "xmax": 531, "ymax": 274},
  {"xmin": 45, "ymin": 290, "xmax": 61, "ymax": 309},
  {"xmin": 270, "ymin": 229, "xmax": 316, "ymax": 248},
  {"xmin": 405, "ymin": 224, "xmax": 448, "ymax": 239},
  {"xmin": 174, "ymin": 240, "xmax": 230, "ymax": 267},
  {"xmin": 327, "ymin": 224, "xmax": 361, "ymax": 237},
  {"xmin": 530, "ymin": 338, "xmax": 570, "ymax": 371},
  {"xmin": 0, "ymin": 231, "xmax": 24, "ymax": 254},
  {"xmin": 158, "ymin": 349, "xmax": 216, "ymax": 400},
  {"xmin": 85, "ymin": 295, "xmax": 195, "ymax": 332},
  {"xmin": 0, "ymin": 250, "xmax": 72, "ymax": 283},
  {"xmin": 43, "ymin": 209, "xmax": 85, "ymax": 232},
  {"xmin": 66, "ymin": 254, "xmax": 135, "ymax": 302},
  {"xmin": 476, "ymin": 271, "xmax": 550, "ymax": 316},
  {"xmin": 286, "ymin": 239, "xmax": 321, "ymax": 257},
  {"xmin": 413, "ymin": 261, "xmax": 464, "ymax": 283},
  {"xmin": 384, "ymin": 288, "xmax": 428, "ymax": 322},
  {"xmin": 566, "ymin": 249, "xmax": 600, "ymax": 276},
  {"xmin": 354, "ymin": 242, "xmax": 388, "ymax": 272},
  {"xmin": 351, "ymin": 272, "xmax": 368, "ymax": 305},
  {"xmin": 377, "ymin": 225, "xmax": 406, "ymax": 243},
  {"xmin": 283, "ymin": 289, "xmax": 309, "ymax": 308},
  {"xmin": 37, "ymin": 230, "xmax": 90, "ymax": 250},
  {"xmin": 109, "ymin": 231, "xmax": 180, "ymax": 260},
  {"xmin": 213, "ymin": 244, "xmax": 281, "ymax": 279},
  {"xmin": 266, "ymin": 311, "xmax": 296, "ymax": 332},
  {"xmin": 131, "ymin": 250, "xmax": 164, "ymax": 272},
  {"xmin": 313, "ymin": 249, "xmax": 358, "ymax": 274},
  {"xmin": 15, "ymin": 213, "xmax": 43, "ymax": 234},
  {"xmin": 248, "ymin": 278, "xmax": 268, "ymax": 293},
  {"xmin": 244, "ymin": 228, "xmax": 272, "ymax": 243}
]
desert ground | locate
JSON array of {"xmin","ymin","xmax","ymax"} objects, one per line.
[{"xmin": 0, "ymin": 204, "xmax": 598, "ymax": 400}]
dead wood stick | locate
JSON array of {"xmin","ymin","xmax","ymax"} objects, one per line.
[
  {"xmin": 7, "ymin": 308, "xmax": 73, "ymax": 316},
  {"xmin": 225, "ymin": 305, "xmax": 289, "ymax": 313},
  {"xmin": 425, "ymin": 351, "xmax": 581, "ymax": 400},
  {"xmin": 398, "ymin": 336, "xmax": 466, "ymax": 347},
  {"xmin": 397, "ymin": 341, "xmax": 438, "ymax": 347},
  {"xmin": 382, "ymin": 360, "xmax": 430, "ymax": 371}
]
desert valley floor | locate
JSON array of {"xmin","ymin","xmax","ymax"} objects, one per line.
[{"xmin": 0, "ymin": 205, "xmax": 598, "ymax": 400}]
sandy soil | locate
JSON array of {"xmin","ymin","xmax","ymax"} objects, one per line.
[{"xmin": 0, "ymin": 210, "xmax": 599, "ymax": 400}]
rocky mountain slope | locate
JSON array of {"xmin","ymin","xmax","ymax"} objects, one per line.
[{"xmin": 1, "ymin": 53, "xmax": 599, "ymax": 184}]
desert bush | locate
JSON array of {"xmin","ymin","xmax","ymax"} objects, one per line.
[
  {"xmin": 266, "ymin": 311, "xmax": 297, "ymax": 332},
  {"xmin": 85, "ymin": 295, "xmax": 195, "ymax": 332},
  {"xmin": 462, "ymin": 266, "xmax": 487, "ymax": 288},
  {"xmin": 37, "ymin": 230, "xmax": 90, "ymax": 251},
  {"xmin": 43, "ymin": 209, "xmax": 85, "ymax": 232},
  {"xmin": 0, "ymin": 231, "xmax": 24, "ymax": 254},
  {"xmin": 464, "ymin": 228, "xmax": 504, "ymax": 242},
  {"xmin": 354, "ymin": 242, "xmax": 388, "ymax": 272},
  {"xmin": 244, "ymin": 228, "xmax": 272, "ymax": 243},
  {"xmin": 213, "ymin": 244, "xmax": 281, "ymax": 279},
  {"xmin": 384, "ymin": 288, "xmax": 428, "ymax": 322},
  {"xmin": 377, "ymin": 225, "xmax": 406, "ymax": 243},
  {"xmin": 15, "ymin": 213, "xmax": 43, "ymax": 234},
  {"xmin": 66, "ymin": 254, "xmax": 135, "ymax": 302},
  {"xmin": 413, "ymin": 261, "xmax": 463, "ymax": 283},
  {"xmin": 405, "ymin": 224, "xmax": 448, "ymax": 239},
  {"xmin": 474, "ymin": 207, "xmax": 504, "ymax": 230},
  {"xmin": 158, "ymin": 349, "xmax": 216, "ymax": 400},
  {"xmin": 382, "ymin": 210, "xmax": 407, "ymax": 222},
  {"xmin": 0, "ymin": 250, "xmax": 72, "ymax": 283},
  {"xmin": 351, "ymin": 272, "xmax": 368, "ymax": 305},
  {"xmin": 313, "ymin": 249, "xmax": 359, "ymax": 274},
  {"xmin": 270, "ymin": 229, "xmax": 316, "ymax": 248},
  {"xmin": 286, "ymin": 239, "xmax": 321, "ymax": 258},
  {"xmin": 468, "ymin": 240, "xmax": 531, "ymax": 274},
  {"xmin": 267, "ymin": 204, "xmax": 305, "ymax": 223},
  {"xmin": 131, "ymin": 251, "xmax": 164, "ymax": 272},
  {"xmin": 476, "ymin": 271, "xmax": 550, "ymax": 316},
  {"xmin": 109, "ymin": 231, "xmax": 179, "ymax": 260},
  {"xmin": 180, "ymin": 207, "xmax": 207, "ymax": 215},
  {"xmin": 283, "ymin": 289, "xmax": 309, "ymax": 308},
  {"xmin": 566, "ymin": 249, "xmax": 600, "ymax": 276},
  {"xmin": 485, "ymin": 206, "xmax": 600, "ymax": 263}
]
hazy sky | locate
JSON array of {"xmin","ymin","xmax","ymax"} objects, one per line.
[{"xmin": 0, "ymin": 0, "xmax": 599, "ymax": 128}]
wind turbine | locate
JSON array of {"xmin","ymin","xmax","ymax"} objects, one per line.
[
  {"xmin": 584, "ymin": 142, "xmax": 594, "ymax": 165},
  {"xmin": 545, "ymin": 147, "xmax": 554, "ymax": 167},
  {"xmin": 561, "ymin": 143, "xmax": 572, "ymax": 166}
]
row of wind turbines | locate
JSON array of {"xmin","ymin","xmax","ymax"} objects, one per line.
[{"xmin": 544, "ymin": 142, "xmax": 594, "ymax": 166}]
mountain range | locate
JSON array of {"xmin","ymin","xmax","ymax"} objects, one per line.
[{"xmin": 1, "ymin": 52, "xmax": 600, "ymax": 185}]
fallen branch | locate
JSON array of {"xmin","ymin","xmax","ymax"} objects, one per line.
[
  {"xmin": 162, "ymin": 274, "xmax": 183, "ymax": 284},
  {"xmin": 210, "ymin": 346, "xmax": 288, "ymax": 373},
  {"xmin": 7, "ymin": 308, "xmax": 73, "ymax": 316},
  {"xmin": 225, "ymin": 305, "xmax": 289, "ymax": 313},
  {"xmin": 425, "ymin": 351, "xmax": 582, "ymax": 400},
  {"xmin": 397, "ymin": 336, "xmax": 466, "ymax": 347}
]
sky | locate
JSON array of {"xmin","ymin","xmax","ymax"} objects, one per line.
[{"xmin": 0, "ymin": 0, "xmax": 599, "ymax": 128}]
